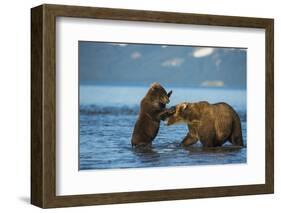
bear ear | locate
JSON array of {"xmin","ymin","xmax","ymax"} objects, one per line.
[
  {"xmin": 167, "ymin": 90, "xmax": 172, "ymax": 97},
  {"xmin": 181, "ymin": 103, "xmax": 189, "ymax": 110},
  {"xmin": 150, "ymin": 82, "xmax": 160, "ymax": 89}
]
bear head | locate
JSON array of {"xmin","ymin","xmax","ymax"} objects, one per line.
[
  {"xmin": 146, "ymin": 82, "xmax": 172, "ymax": 107},
  {"xmin": 163, "ymin": 102, "xmax": 208, "ymax": 125},
  {"xmin": 163, "ymin": 102, "xmax": 189, "ymax": 125}
]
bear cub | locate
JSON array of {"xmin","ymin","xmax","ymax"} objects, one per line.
[
  {"xmin": 131, "ymin": 82, "xmax": 172, "ymax": 147},
  {"xmin": 163, "ymin": 101, "xmax": 243, "ymax": 147}
]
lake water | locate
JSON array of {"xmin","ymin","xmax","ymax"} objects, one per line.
[{"xmin": 79, "ymin": 85, "xmax": 247, "ymax": 170}]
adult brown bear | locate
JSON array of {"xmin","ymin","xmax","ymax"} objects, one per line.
[
  {"xmin": 131, "ymin": 83, "xmax": 172, "ymax": 147},
  {"xmin": 163, "ymin": 101, "xmax": 243, "ymax": 147}
]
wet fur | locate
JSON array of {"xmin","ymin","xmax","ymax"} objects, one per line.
[
  {"xmin": 164, "ymin": 101, "xmax": 243, "ymax": 147},
  {"xmin": 131, "ymin": 83, "xmax": 172, "ymax": 147}
]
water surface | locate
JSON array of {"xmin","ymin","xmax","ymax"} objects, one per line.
[{"xmin": 79, "ymin": 85, "xmax": 247, "ymax": 170}]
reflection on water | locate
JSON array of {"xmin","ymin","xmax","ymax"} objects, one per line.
[{"xmin": 79, "ymin": 85, "xmax": 247, "ymax": 170}]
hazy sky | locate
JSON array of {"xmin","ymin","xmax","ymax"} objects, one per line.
[{"xmin": 79, "ymin": 41, "xmax": 246, "ymax": 88}]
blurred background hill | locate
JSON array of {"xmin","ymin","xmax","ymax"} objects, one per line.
[{"xmin": 79, "ymin": 42, "xmax": 246, "ymax": 89}]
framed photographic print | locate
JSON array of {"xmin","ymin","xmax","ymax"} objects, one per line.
[{"xmin": 31, "ymin": 4, "xmax": 274, "ymax": 208}]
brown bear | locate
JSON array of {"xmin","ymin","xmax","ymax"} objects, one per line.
[
  {"xmin": 163, "ymin": 101, "xmax": 243, "ymax": 147},
  {"xmin": 131, "ymin": 83, "xmax": 172, "ymax": 147}
]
